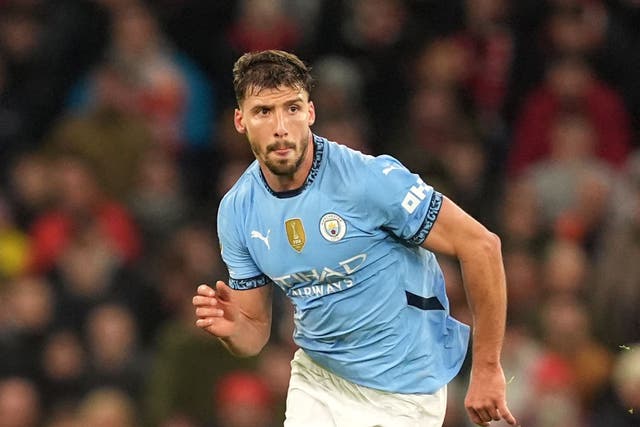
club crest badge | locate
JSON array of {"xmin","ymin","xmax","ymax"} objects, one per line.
[
  {"xmin": 319, "ymin": 213, "xmax": 346, "ymax": 242},
  {"xmin": 285, "ymin": 218, "xmax": 306, "ymax": 252}
]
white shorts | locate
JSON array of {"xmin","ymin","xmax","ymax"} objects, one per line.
[{"xmin": 284, "ymin": 349, "xmax": 447, "ymax": 427}]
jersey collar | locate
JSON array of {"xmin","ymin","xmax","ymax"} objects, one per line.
[{"xmin": 260, "ymin": 134, "xmax": 325, "ymax": 199}]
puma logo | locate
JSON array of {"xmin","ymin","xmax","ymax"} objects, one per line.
[{"xmin": 251, "ymin": 229, "xmax": 271, "ymax": 250}]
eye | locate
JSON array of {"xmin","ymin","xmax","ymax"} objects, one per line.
[
  {"xmin": 289, "ymin": 105, "xmax": 300, "ymax": 113},
  {"xmin": 259, "ymin": 107, "xmax": 270, "ymax": 115}
]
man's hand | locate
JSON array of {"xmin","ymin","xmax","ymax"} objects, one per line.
[
  {"xmin": 192, "ymin": 280, "xmax": 272, "ymax": 357},
  {"xmin": 192, "ymin": 281, "xmax": 237, "ymax": 338},
  {"xmin": 464, "ymin": 364, "xmax": 517, "ymax": 426}
]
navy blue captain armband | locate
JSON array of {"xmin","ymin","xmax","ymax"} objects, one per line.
[
  {"xmin": 228, "ymin": 274, "xmax": 272, "ymax": 290},
  {"xmin": 407, "ymin": 191, "xmax": 443, "ymax": 246}
]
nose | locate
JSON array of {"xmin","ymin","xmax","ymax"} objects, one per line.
[{"xmin": 274, "ymin": 110, "xmax": 288, "ymax": 138}]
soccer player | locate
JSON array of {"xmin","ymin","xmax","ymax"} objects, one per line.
[{"xmin": 193, "ymin": 50, "xmax": 516, "ymax": 427}]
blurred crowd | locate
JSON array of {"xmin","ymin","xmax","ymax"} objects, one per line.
[{"xmin": 0, "ymin": 0, "xmax": 639, "ymax": 426}]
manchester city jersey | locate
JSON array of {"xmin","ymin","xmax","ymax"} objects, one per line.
[{"xmin": 217, "ymin": 135, "xmax": 470, "ymax": 394}]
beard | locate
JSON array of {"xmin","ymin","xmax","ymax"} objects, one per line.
[{"xmin": 252, "ymin": 134, "xmax": 310, "ymax": 177}]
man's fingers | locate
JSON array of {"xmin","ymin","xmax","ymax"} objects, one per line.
[
  {"xmin": 467, "ymin": 404, "xmax": 517, "ymax": 427},
  {"xmin": 195, "ymin": 318, "xmax": 212, "ymax": 328},
  {"xmin": 215, "ymin": 280, "xmax": 233, "ymax": 301},
  {"xmin": 488, "ymin": 407, "xmax": 501, "ymax": 421},
  {"xmin": 477, "ymin": 408, "xmax": 493, "ymax": 424},
  {"xmin": 467, "ymin": 407, "xmax": 490, "ymax": 426},
  {"xmin": 195, "ymin": 307, "xmax": 223, "ymax": 318},
  {"xmin": 193, "ymin": 284, "xmax": 219, "ymax": 307},
  {"xmin": 195, "ymin": 318, "xmax": 222, "ymax": 330},
  {"xmin": 499, "ymin": 403, "xmax": 517, "ymax": 425},
  {"xmin": 192, "ymin": 295, "xmax": 218, "ymax": 307},
  {"xmin": 197, "ymin": 284, "xmax": 216, "ymax": 296}
]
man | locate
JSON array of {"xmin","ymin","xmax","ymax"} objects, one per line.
[{"xmin": 193, "ymin": 50, "xmax": 516, "ymax": 427}]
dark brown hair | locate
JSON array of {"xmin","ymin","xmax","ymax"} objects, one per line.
[{"xmin": 232, "ymin": 50, "xmax": 314, "ymax": 105}]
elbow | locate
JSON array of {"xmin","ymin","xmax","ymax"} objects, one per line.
[
  {"xmin": 224, "ymin": 328, "xmax": 271, "ymax": 358},
  {"xmin": 250, "ymin": 332, "xmax": 272, "ymax": 356},
  {"xmin": 480, "ymin": 230, "xmax": 502, "ymax": 259},
  {"xmin": 485, "ymin": 231, "xmax": 502, "ymax": 253},
  {"xmin": 229, "ymin": 346, "xmax": 265, "ymax": 358},
  {"xmin": 460, "ymin": 229, "xmax": 502, "ymax": 262},
  {"xmin": 226, "ymin": 341, "xmax": 269, "ymax": 358}
]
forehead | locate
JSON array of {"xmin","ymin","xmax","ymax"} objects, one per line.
[{"xmin": 241, "ymin": 85, "xmax": 309, "ymax": 107}]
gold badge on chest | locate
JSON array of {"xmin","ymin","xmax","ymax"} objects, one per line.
[{"xmin": 285, "ymin": 218, "xmax": 306, "ymax": 252}]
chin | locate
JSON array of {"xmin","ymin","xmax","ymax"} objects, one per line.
[{"xmin": 270, "ymin": 165, "xmax": 298, "ymax": 177}]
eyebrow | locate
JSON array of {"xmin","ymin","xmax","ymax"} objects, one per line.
[{"xmin": 249, "ymin": 95, "xmax": 306, "ymax": 113}]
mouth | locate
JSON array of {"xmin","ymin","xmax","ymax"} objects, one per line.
[{"xmin": 268, "ymin": 142, "xmax": 295, "ymax": 157}]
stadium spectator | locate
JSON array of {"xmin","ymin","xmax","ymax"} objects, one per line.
[
  {"xmin": 76, "ymin": 387, "xmax": 139, "ymax": 427},
  {"xmin": 27, "ymin": 152, "xmax": 141, "ymax": 274},
  {"xmin": 84, "ymin": 303, "xmax": 146, "ymax": 399},
  {"xmin": 67, "ymin": 1, "xmax": 214, "ymax": 154},
  {"xmin": 45, "ymin": 62, "xmax": 153, "ymax": 200},
  {"xmin": 0, "ymin": 376, "xmax": 41, "ymax": 427},
  {"xmin": 226, "ymin": 0, "xmax": 302, "ymax": 54},
  {"xmin": 1, "ymin": 275, "xmax": 55, "ymax": 379},
  {"xmin": 4, "ymin": 151, "xmax": 52, "ymax": 229},
  {"xmin": 521, "ymin": 110, "xmax": 615, "ymax": 245},
  {"xmin": 592, "ymin": 344, "xmax": 640, "ymax": 427},
  {"xmin": 127, "ymin": 147, "xmax": 189, "ymax": 254},
  {"xmin": 452, "ymin": 0, "xmax": 516, "ymax": 129},
  {"xmin": 39, "ymin": 329, "xmax": 88, "ymax": 413},
  {"xmin": 211, "ymin": 371, "xmax": 276, "ymax": 427},
  {"xmin": 508, "ymin": 55, "xmax": 632, "ymax": 176},
  {"xmin": 590, "ymin": 150, "xmax": 640, "ymax": 347},
  {"xmin": 538, "ymin": 295, "xmax": 613, "ymax": 413}
]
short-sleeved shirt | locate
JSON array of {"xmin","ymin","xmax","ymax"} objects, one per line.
[{"xmin": 218, "ymin": 135, "xmax": 470, "ymax": 394}]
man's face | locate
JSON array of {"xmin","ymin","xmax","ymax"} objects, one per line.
[{"xmin": 234, "ymin": 85, "xmax": 315, "ymax": 177}]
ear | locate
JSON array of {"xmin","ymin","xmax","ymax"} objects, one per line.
[
  {"xmin": 308, "ymin": 101, "xmax": 316, "ymax": 127},
  {"xmin": 234, "ymin": 108, "xmax": 246, "ymax": 134}
]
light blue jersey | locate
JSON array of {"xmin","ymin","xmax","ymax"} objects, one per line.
[{"xmin": 218, "ymin": 135, "xmax": 470, "ymax": 394}]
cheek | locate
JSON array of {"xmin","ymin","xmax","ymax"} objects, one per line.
[
  {"xmin": 245, "ymin": 118, "xmax": 271, "ymax": 137},
  {"xmin": 290, "ymin": 115, "xmax": 312, "ymax": 132},
  {"xmin": 246, "ymin": 132, "xmax": 268, "ymax": 157},
  {"xmin": 244, "ymin": 123, "xmax": 265, "ymax": 144}
]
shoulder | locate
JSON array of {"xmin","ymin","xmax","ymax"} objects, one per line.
[
  {"xmin": 323, "ymin": 138, "xmax": 370, "ymax": 164},
  {"xmin": 322, "ymin": 138, "xmax": 396, "ymax": 176}
]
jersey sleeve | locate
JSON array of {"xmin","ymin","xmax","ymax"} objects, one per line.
[
  {"xmin": 364, "ymin": 155, "xmax": 443, "ymax": 245},
  {"xmin": 217, "ymin": 196, "xmax": 271, "ymax": 290}
]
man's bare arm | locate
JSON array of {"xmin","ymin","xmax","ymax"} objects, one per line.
[
  {"xmin": 421, "ymin": 195, "xmax": 516, "ymax": 426},
  {"xmin": 193, "ymin": 281, "xmax": 273, "ymax": 357}
]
